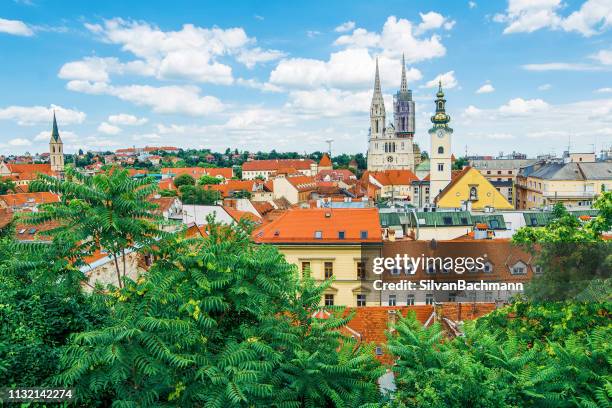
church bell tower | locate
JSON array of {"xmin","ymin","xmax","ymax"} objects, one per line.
[{"xmin": 49, "ymin": 112, "xmax": 65, "ymax": 173}]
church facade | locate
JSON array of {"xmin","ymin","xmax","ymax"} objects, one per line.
[{"xmin": 366, "ymin": 55, "xmax": 419, "ymax": 172}]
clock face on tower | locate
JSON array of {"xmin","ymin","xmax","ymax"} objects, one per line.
[
  {"xmin": 437, "ymin": 129, "xmax": 445, "ymax": 138},
  {"xmin": 387, "ymin": 155, "xmax": 394, "ymax": 163}
]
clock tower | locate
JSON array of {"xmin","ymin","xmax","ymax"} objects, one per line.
[{"xmin": 429, "ymin": 81, "xmax": 453, "ymax": 200}]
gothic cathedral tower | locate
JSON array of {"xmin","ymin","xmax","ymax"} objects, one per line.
[
  {"xmin": 49, "ymin": 112, "xmax": 64, "ymax": 173},
  {"xmin": 367, "ymin": 56, "xmax": 416, "ymax": 171},
  {"xmin": 429, "ymin": 81, "xmax": 453, "ymax": 198}
]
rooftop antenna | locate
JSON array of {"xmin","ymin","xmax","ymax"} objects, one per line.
[{"xmin": 325, "ymin": 139, "xmax": 333, "ymax": 156}]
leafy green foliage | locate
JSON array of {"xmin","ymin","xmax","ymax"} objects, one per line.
[
  {"xmin": 198, "ymin": 175, "xmax": 222, "ymax": 185},
  {"xmin": 173, "ymin": 173, "xmax": 195, "ymax": 188},
  {"xmin": 512, "ymin": 193, "xmax": 612, "ymax": 301},
  {"xmin": 387, "ymin": 303, "xmax": 612, "ymax": 408},
  {"xmin": 179, "ymin": 185, "xmax": 221, "ymax": 205},
  {"xmin": 27, "ymin": 166, "xmax": 163, "ymax": 288},
  {"xmin": 0, "ymin": 176, "xmax": 16, "ymax": 195},
  {"xmin": 56, "ymin": 222, "xmax": 382, "ymax": 407}
]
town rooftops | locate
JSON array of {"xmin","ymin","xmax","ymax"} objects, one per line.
[
  {"xmin": 0, "ymin": 192, "xmax": 60, "ymax": 208},
  {"xmin": 242, "ymin": 159, "xmax": 315, "ymax": 171},
  {"xmin": 528, "ymin": 161, "xmax": 612, "ymax": 181},
  {"xmin": 365, "ymin": 169, "xmax": 419, "ymax": 186},
  {"xmin": 254, "ymin": 207, "xmax": 382, "ymax": 244},
  {"xmin": 161, "ymin": 167, "xmax": 233, "ymax": 179},
  {"xmin": 319, "ymin": 153, "xmax": 332, "ymax": 167},
  {"xmin": 470, "ymin": 159, "xmax": 537, "ymax": 170}
]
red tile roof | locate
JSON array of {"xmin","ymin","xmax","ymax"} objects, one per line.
[
  {"xmin": 161, "ymin": 167, "xmax": 232, "ymax": 179},
  {"xmin": 286, "ymin": 176, "xmax": 317, "ymax": 192},
  {"xmin": 316, "ymin": 169, "xmax": 356, "ymax": 182},
  {"xmin": 0, "ymin": 192, "xmax": 60, "ymax": 208},
  {"xmin": 223, "ymin": 206, "xmax": 262, "ymax": 223},
  {"xmin": 254, "ymin": 208, "xmax": 381, "ymax": 243},
  {"xmin": 319, "ymin": 153, "xmax": 332, "ymax": 167},
  {"xmin": 242, "ymin": 159, "xmax": 315, "ymax": 171},
  {"xmin": 0, "ymin": 208, "xmax": 13, "ymax": 229},
  {"xmin": 364, "ymin": 170, "xmax": 419, "ymax": 186}
]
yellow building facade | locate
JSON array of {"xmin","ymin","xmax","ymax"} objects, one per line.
[{"xmin": 436, "ymin": 167, "xmax": 514, "ymax": 210}]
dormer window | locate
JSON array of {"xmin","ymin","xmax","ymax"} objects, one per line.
[
  {"xmin": 314, "ymin": 231, "xmax": 322, "ymax": 239},
  {"xmin": 338, "ymin": 231, "xmax": 345, "ymax": 239},
  {"xmin": 360, "ymin": 231, "xmax": 368, "ymax": 239},
  {"xmin": 511, "ymin": 261, "xmax": 527, "ymax": 275}
]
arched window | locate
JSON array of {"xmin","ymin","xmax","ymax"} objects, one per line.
[
  {"xmin": 438, "ymin": 146, "xmax": 444, "ymax": 154},
  {"xmin": 469, "ymin": 187, "xmax": 478, "ymax": 201}
]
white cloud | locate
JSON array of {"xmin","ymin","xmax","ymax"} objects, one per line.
[
  {"xmin": 97, "ymin": 122, "xmax": 122, "ymax": 135},
  {"xmin": 464, "ymin": 105, "xmax": 483, "ymax": 117},
  {"xmin": 236, "ymin": 78, "xmax": 283, "ymax": 92},
  {"xmin": 285, "ymin": 89, "xmax": 371, "ymax": 117},
  {"xmin": 334, "ymin": 21, "xmax": 356, "ymax": 32},
  {"xmin": 79, "ymin": 18, "xmax": 284, "ymax": 84},
  {"xmin": 306, "ymin": 30, "xmax": 321, "ymax": 38},
  {"xmin": 486, "ymin": 133, "xmax": 515, "ymax": 139},
  {"xmin": 596, "ymin": 87, "xmax": 612, "ymax": 93},
  {"xmin": 0, "ymin": 104, "xmax": 86, "ymax": 125},
  {"xmin": 236, "ymin": 47, "xmax": 286, "ymax": 69},
  {"xmin": 66, "ymin": 81, "xmax": 224, "ymax": 116},
  {"xmin": 332, "ymin": 16, "xmax": 448, "ymax": 62},
  {"xmin": 423, "ymin": 71, "xmax": 458, "ymax": 89},
  {"xmin": 156, "ymin": 123, "xmax": 186, "ymax": 134},
  {"xmin": 538, "ymin": 83, "xmax": 552, "ymax": 90},
  {"xmin": 108, "ymin": 113, "xmax": 148, "ymax": 126},
  {"xmin": 34, "ymin": 130, "xmax": 77, "ymax": 141},
  {"xmin": 499, "ymin": 97, "xmax": 549, "ymax": 115},
  {"xmin": 0, "ymin": 17, "xmax": 33, "ymax": 36},
  {"xmin": 522, "ymin": 62, "xmax": 603, "ymax": 71},
  {"xmin": 270, "ymin": 48, "xmax": 422, "ymax": 90},
  {"xmin": 8, "ymin": 137, "xmax": 31, "ymax": 146},
  {"xmin": 476, "ymin": 82, "xmax": 495, "ymax": 93},
  {"xmin": 58, "ymin": 57, "xmax": 152, "ymax": 82},
  {"xmin": 591, "ymin": 49, "xmax": 612, "ymax": 65},
  {"xmin": 415, "ymin": 12, "xmax": 456, "ymax": 34},
  {"xmin": 469, "ymin": 1, "xmax": 477, "ymax": 9},
  {"xmin": 495, "ymin": 0, "xmax": 612, "ymax": 36}
]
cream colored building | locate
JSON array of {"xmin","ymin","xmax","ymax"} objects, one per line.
[
  {"xmin": 254, "ymin": 208, "xmax": 383, "ymax": 307},
  {"xmin": 516, "ymin": 160, "xmax": 611, "ymax": 209}
]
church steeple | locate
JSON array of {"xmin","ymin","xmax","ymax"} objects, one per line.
[
  {"xmin": 430, "ymin": 81, "xmax": 452, "ymax": 130},
  {"xmin": 373, "ymin": 57, "xmax": 382, "ymax": 95},
  {"xmin": 49, "ymin": 112, "xmax": 64, "ymax": 173},
  {"xmin": 50, "ymin": 111, "xmax": 61, "ymax": 143},
  {"xmin": 400, "ymin": 54, "xmax": 408, "ymax": 93},
  {"xmin": 369, "ymin": 57, "xmax": 386, "ymax": 140}
]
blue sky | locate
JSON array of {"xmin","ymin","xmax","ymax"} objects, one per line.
[{"xmin": 0, "ymin": 0, "xmax": 611, "ymax": 157}]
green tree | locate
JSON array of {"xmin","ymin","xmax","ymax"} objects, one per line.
[
  {"xmin": 512, "ymin": 193, "xmax": 612, "ymax": 301},
  {"xmin": 179, "ymin": 185, "xmax": 221, "ymax": 205},
  {"xmin": 452, "ymin": 156, "xmax": 468, "ymax": 170},
  {"xmin": 57, "ymin": 221, "xmax": 381, "ymax": 406},
  {"xmin": 173, "ymin": 173, "xmax": 195, "ymax": 188},
  {"xmin": 27, "ymin": 167, "xmax": 162, "ymax": 288},
  {"xmin": 198, "ymin": 175, "xmax": 222, "ymax": 185},
  {"xmin": 231, "ymin": 190, "xmax": 252, "ymax": 199},
  {"xmin": 0, "ymin": 177, "xmax": 16, "ymax": 195}
]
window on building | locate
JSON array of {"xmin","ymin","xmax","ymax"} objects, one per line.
[
  {"xmin": 486, "ymin": 170, "xmax": 491, "ymax": 175},
  {"xmin": 390, "ymin": 266, "xmax": 401, "ymax": 276},
  {"xmin": 484, "ymin": 262, "xmax": 493, "ymax": 273},
  {"xmin": 375, "ymin": 346, "xmax": 383, "ymax": 356},
  {"xmin": 443, "ymin": 216, "xmax": 453, "ymax": 225},
  {"xmin": 425, "ymin": 294, "xmax": 434, "ymax": 305},
  {"xmin": 437, "ymin": 163, "xmax": 444, "ymax": 171},
  {"xmin": 406, "ymin": 294, "xmax": 415, "ymax": 305},
  {"xmin": 427, "ymin": 264, "xmax": 436, "ymax": 274},
  {"xmin": 425, "ymin": 187, "xmax": 430, "ymax": 194},
  {"xmin": 357, "ymin": 262, "xmax": 365, "ymax": 279},
  {"xmin": 388, "ymin": 295, "xmax": 397, "ymax": 306},
  {"xmin": 324, "ymin": 262, "xmax": 333, "ymax": 279},
  {"xmin": 497, "ymin": 171, "xmax": 502, "ymax": 174},
  {"xmin": 508, "ymin": 170, "xmax": 513, "ymax": 175},
  {"xmin": 324, "ymin": 294, "xmax": 334, "ymax": 306},
  {"xmin": 356, "ymin": 294, "xmax": 366, "ymax": 307},
  {"xmin": 534, "ymin": 265, "xmax": 543, "ymax": 274},
  {"xmin": 338, "ymin": 231, "xmax": 345, "ymax": 239},
  {"xmin": 485, "ymin": 292, "xmax": 493, "ymax": 301},
  {"xmin": 314, "ymin": 230, "xmax": 322, "ymax": 239},
  {"xmin": 512, "ymin": 263, "xmax": 527, "ymax": 275},
  {"xmin": 360, "ymin": 230, "xmax": 368, "ymax": 239},
  {"xmin": 404, "ymin": 261, "xmax": 415, "ymax": 275},
  {"xmin": 469, "ymin": 186, "xmax": 478, "ymax": 200},
  {"xmin": 438, "ymin": 146, "xmax": 444, "ymax": 154},
  {"xmin": 302, "ymin": 262, "xmax": 311, "ymax": 274},
  {"xmin": 449, "ymin": 293, "xmax": 457, "ymax": 302}
]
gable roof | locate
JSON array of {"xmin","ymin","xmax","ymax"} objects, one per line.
[
  {"xmin": 254, "ymin": 208, "xmax": 382, "ymax": 244},
  {"xmin": 242, "ymin": 159, "xmax": 315, "ymax": 171},
  {"xmin": 0, "ymin": 192, "xmax": 60, "ymax": 208},
  {"xmin": 285, "ymin": 176, "xmax": 317, "ymax": 192},
  {"xmin": 364, "ymin": 170, "xmax": 419, "ymax": 186},
  {"xmin": 319, "ymin": 153, "xmax": 332, "ymax": 167}
]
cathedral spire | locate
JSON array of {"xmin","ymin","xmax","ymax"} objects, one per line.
[
  {"xmin": 400, "ymin": 53, "xmax": 408, "ymax": 93},
  {"xmin": 430, "ymin": 80, "xmax": 452, "ymax": 130},
  {"xmin": 373, "ymin": 57, "xmax": 382, "ymax": 94}
]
